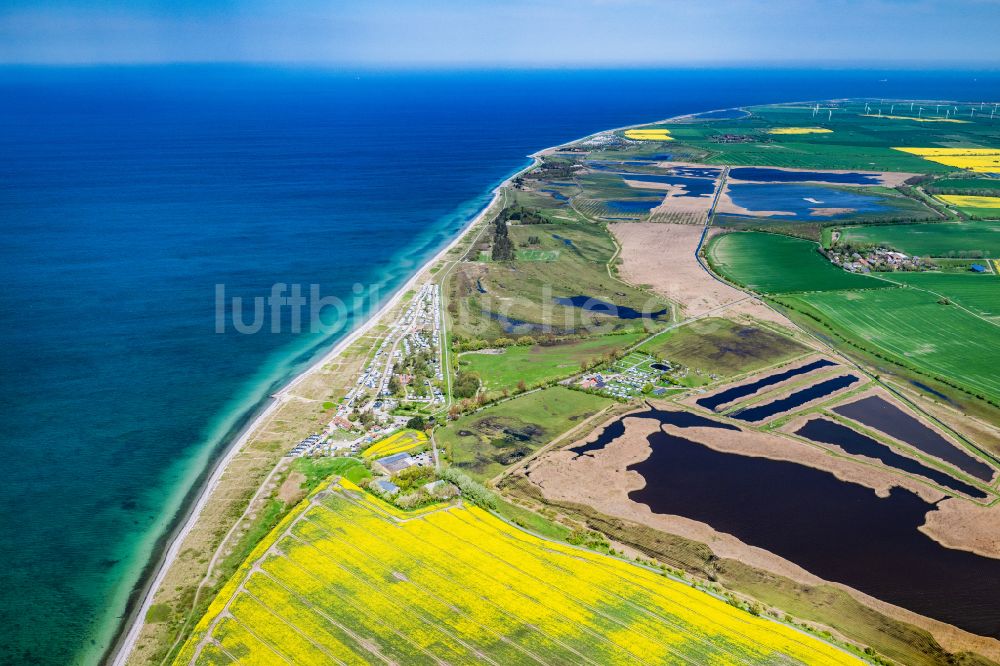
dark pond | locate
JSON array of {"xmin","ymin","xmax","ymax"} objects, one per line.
[
  {"xmin": 729, "ymin": 374, "xmax": 858, "ymax": 422},
  {"xmin": 567, "ymin": 407, "xmax": 737, "ymax": 458},
  {"xmin": 835, "ymin": 396, "xmax": 995, "ymax": 482},
  {"xmin": 620, "ymin": 174, "xmax": 716, "ymax": 197},
  {"xmin": 551, "ymin": 234, "xmax": 575, "ymax": 247},
  {"xmin": 697, "ymin": 359, "xmax": 837, "ymax": 412},
  {"xmin": 650, "ymin": 362, "xmax": 670, "ymax": 371},
  {"xmin": 475, "ymin": 278, "xmax": 487, "ymax": 294},
  {"xmin": 486, "ymin": 311, "xmax": 570, "ymax": 335},
  {"xmin": 628, "ymin": 429, "xmax": 1000, "ymax": 639},
  {"xmin": 796, "ymin": 418, "xmax": 987, "ymax": 499},
  {"xmin": 540, "ymin": 188, "xmax": 569, "ymax": 201},
  {"xmin": 605, "ymin": 199, "xmax": 662, "ymax": 213},
  {"xmin": 555, "ymin": 295, "xmax": 669, "ymax": 320},
  {"xmin": 909, "ymin": 380, "xmax": 954, "ymax": 404},
  {"xmin": 729, "ymin": 167, "xmax": 883, "ymax": 185}
]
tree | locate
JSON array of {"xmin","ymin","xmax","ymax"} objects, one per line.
[
  {"xmin": 517, "ymin": 379, "xmax": 527, "ymax": 393},
  {"xmin": 406, "ymin": 415, "xmax": 426, "ymax": 430},
  {"xmin": 491, "ymin": 215, "xmax": 515, "ymax": 261},
  {"xmin": 452, "ymin": 371, "xmax": 480, "ymax": 399}
]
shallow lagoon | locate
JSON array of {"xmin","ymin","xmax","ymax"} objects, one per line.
[
  {"xmin": 726, "ymin": 183, "xmax": 890, "ymax": 219},
  {"xmin": 730, "ymin": 167, "xmax": 883, "ymax": 185},
  {"xmin": 621, "ymin": 173, "xmax": 716, "ymax": 197}
]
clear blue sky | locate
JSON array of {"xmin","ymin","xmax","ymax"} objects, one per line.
[{"xmin": 2, "ymin": 0, "xmax": 998, "ymax": 66}]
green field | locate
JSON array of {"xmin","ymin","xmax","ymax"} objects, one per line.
[
  {"xmin": 450, "ymin": 218, "xmax": 672, "ymax": 341},
  {"xmin": 707, "ymin": 232, "xmax": 887, "ymax": 294},
  {"xmin": 929, "ymin": 177, "xmax": 1000, "ymax": 192},
  {"xmin": 639, "ymin": 317, "xmax": 809, "ymax": 381},
  {"xmin": 876, "ymin": 272, "xmax": 1000, "ymax": 322},
  {"xmin": 838, "ymin": 222, "xmax": 1000, "ymax": 258},
  {"xmin": 459, "ymin": 332, "xmax": 647, "ymax": 394},
  {"xmin": 437, "ymin": 386, "xmax": 612, "ymax": 480},
  {"xmin": 780, "ymin": 288, "xmax": 1000, "ymax": 404},
  {"xmin": 653, "ymin": 102, "xmax": 1000, "ymax": 172}
]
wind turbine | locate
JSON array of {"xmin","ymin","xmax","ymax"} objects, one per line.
[
  {"xmin": 918, "ymin": 107, "xmax": 924, "ymax": 118},
  {"xmin": 890, "ymin": 104, "xmax": 895, "ymax": 114},
  {"xmin": 910, "ymin": 102, "xmax": 914, "ymax": 111},
  {"xmin": 828, "ymin": 109, "xmax": 832, "ymax": 121}
]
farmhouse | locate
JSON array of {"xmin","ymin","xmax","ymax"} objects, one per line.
[
  {"xmin": 373, "ymin": 479, "xmax": 399, "ymax": 496},
  {"xmin": 373, "ymin": 452, "xmax": 417, "ymax": 475}
]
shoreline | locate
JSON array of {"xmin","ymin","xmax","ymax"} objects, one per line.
[
  {"xmin": 105, "ymin": 103, "xmax": 779, "ymax": 665},
  {"xmin": 107, "ymin": 158, "xmax": 538, "ymax": 665}
]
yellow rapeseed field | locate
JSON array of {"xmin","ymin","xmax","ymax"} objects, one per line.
[
  {"xmin": 936, "ymin": 194, "xmax": 1000, "ymax": 209},
  {"xmin": 623, "ymin": 128, "xmax": 673, "ymax": 141},
  {"xmin": 893, "ymin": 147, "xmax": 1000, "ymax": 173},
  {"xmin": 768, "ymin": 127, "xmax": 832, "ymax": 135},
  {"xmin": 174, "ymin": 478, "xmax": 860, "ymax": 665},
  {"xmin": 362, "ymin": 428, "xmax": 427, "ymax": 459}
]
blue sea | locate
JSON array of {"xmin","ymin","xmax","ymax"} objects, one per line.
[{"xmin": 1, "ymin": 66, "xmax": 998, "ymax": 664}]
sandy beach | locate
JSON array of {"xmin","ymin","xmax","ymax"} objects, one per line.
[{"xmin": 110, "ymin": 174, "xmax": 520, "ymax": 665}]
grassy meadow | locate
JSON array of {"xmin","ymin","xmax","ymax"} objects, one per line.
[
  {"xmin": 175, "ymin": 480, "xmax": 859, "ymax": 666},
  {"xmin": 438, "ymin": 386, "xmax": 612, "ymax": 481},
  {"xmin": 929, "ymin": 177, "xmax": 1000, "ymax": 192},
  {"xmin": 838, "ymin": 222, "xmax": 1000, "ymax": 258},
  {"xmin": 639, "ymin": 317, "xmax": 809, "ymax": 382},
  {"xmin": 459, "ymin": 332, "xmax": 647, "ymax": 394}
]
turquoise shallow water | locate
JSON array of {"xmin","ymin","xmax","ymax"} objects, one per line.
[{"xmin": 1, "ymin": 66, "xmax": 998, "ymax": 663}]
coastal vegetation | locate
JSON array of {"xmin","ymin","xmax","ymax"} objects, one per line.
[
  {"xmin": 638, "ymin": 317, "xmax": 809, "ymax": 383},
  {"xmin": 459, "ymin": 331, "xmax": 647, "ymax": 394},
  {"xmin": 437, "ymin": 386, "xmax": 612, "ymax": 481}
]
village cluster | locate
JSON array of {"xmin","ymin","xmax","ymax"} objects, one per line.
[
  {"xmin": 288, "ymin": 283, "xmax": 445, "ymax": 458},
  {"xmin": 578, "ymin": 351, "xmax": 673, "ymax": 399},
  {"xmin": 823, "ymin": 245, "xmax": 930, "ymax": 272}
]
